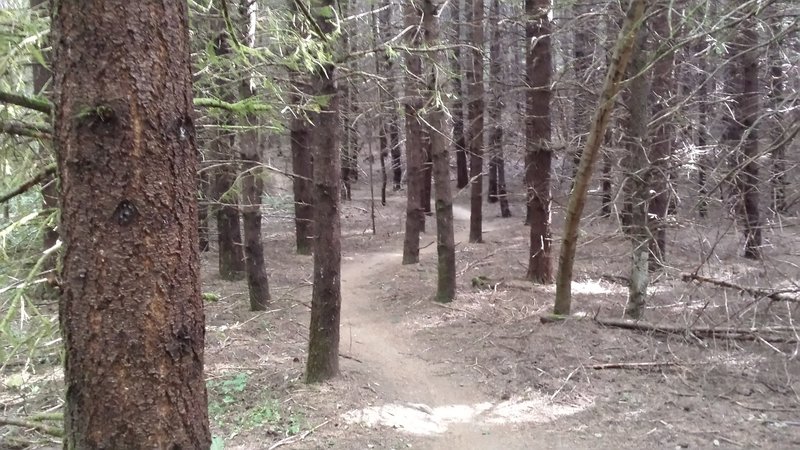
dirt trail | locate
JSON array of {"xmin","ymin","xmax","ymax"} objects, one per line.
[{"xmin": 338, "ymin": 206, "xmax": 578, "ymax": 449}]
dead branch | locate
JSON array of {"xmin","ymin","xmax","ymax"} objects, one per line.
[
  {"xmin": 0, "ymin": 417, "xmax": 63, "ymax": 437},
  {"xmin": 588, "ymin": 361, "xmax": 680, "ymax": 370},
  {"xmin": 681, "ymin": 272, "xmax": 799, "ymax": 303},
  {"xmin": 0, "ymin": 163, "xmax": 57, "ymax": 205},
  {"xmin": 594, "ymin": 317, "xmax": 797, "ymax": 343}
]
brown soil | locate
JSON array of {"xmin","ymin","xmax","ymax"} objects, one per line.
[{"xmin": 202, "ymin": 182, "xmax": 800, "ymax": 450}]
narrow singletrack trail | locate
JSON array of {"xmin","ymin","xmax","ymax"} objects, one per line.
[{"xmin": 338, "ymin": 206, "xmax": 581, "ymax": 449}]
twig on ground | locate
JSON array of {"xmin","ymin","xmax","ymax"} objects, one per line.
[
  {"xmin": 268, "ymin": 419, "xmax": 330, "ymax": 450},
  {"xmin": 681, "ymin": 273, "xmax": 799, "ymax": 303},
  {"xmin": 339, "ymin": 353, "xmax": 363, "ymax": 363},
  {"xmin": 588, "ymin": 361, "xmax": 679, "ymax": 370}
]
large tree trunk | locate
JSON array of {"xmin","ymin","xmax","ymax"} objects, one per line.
[
  {"xmin": 422, "ymin": 0, "xmax": 456, "ymax": 303},
  {"xmin": 525, "ymin": 0, "xmax": 553, "ymax": 284},
  {"xmin": 238, "ymin": 1, "xmax": 270, "ymax": 312},
  {"xmin": 621, "ymin": 25, "xmax": 650, "ymax": 319},
  {"xmin": 554, "ymin": 0, "xmax": 648, "ymax": 316},
  {"xmin": 402, "ymin": 0, "xmax": 425, "ymax": 265},
  {"xmin": 306, "ymin": 0, "xmax": 342, "ymax": 383},
  {"xmin": 52, "ymin": 1, "xmax": 210, "ymax": 447},
  {"xmin": 466, "ymin": 0, "xmax": 485, "ymax": 243}
]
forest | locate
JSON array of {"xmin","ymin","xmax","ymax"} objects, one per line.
[{"xmin": 0, "ymin": 0, "xmax": 798, "ymax": 448}]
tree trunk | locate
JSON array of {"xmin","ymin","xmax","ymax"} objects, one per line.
[
  {"xmin": 289, "ymin": 5, "xmax": 316, "ymax": 256},
  {"xmin": 554, "ymin": 0, "xmax": 648, "ymax": 316},
  {"xmin": 423, "ymin": 0, "xmax": 456, "ymax": 303},
  {"xmin": 198, "ymin": 169, "xmax": 210, "ymax": 251},
  {"xmin": 488, "ymin": 0, "xmax": 509, "ymax": 217},
  {"xmin": 238, "ymin": 2, "xmax": 270, "ymax": 312},
  {"xmin": 306, "ymin": 0, "xmax": 342, "ymax": 383},
  {"xmin": 466, "ymin": 0, "xmax": 485, "ymax": 243},
  {"xmin": 525, "ymin": 0, "xmax": 553, "ymax": 284},
  {"xmin": 422, "ymin": 130, "xmax": 433, "ymax": 215},
  {"xmin": 52, "ymin": 1, "xmax": 210, "ymax": 447},
  {"xmin": 211, "ymin": 31, "xmax": 245, "ymax": 280},
  {"xmin": 621, "ymin": 25, "xmax": 650, "ymax": 319},
  {"xmin": 452, "ymin": 0, "xmax": 469, "ymax": 190},
  {"xmin": 737, "ymin": 20, "xmax": 762, "ymax": 260},
  {"xmin": 646, "ymin": 5, "xmax": 674, "ymax": 272},
  {"xmin": 381, "ymin": 0, "xmax": 403, "ymax": 192},
  {"xmin": 373, "ymin": 4, "xmax": 388, "ymax": 206},
  {"xmin": 727, "ymin": 15, "xmax": 762, "ymax": 260},
  {"xmin": 570, "ymin": 0, "xmax": 592, "ymax": 187},
  {"xmin": 402, "ymin": 0, "xmax": 425, "ymax": 265}
]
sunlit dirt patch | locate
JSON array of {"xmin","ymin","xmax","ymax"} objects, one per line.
[{"xmin": 341, "ymin": 394, "xmax": 591, "ymax": 436}]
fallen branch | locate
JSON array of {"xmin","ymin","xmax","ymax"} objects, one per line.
[
  {"xmin": 268, "ymin": 419, "xmax": 330, "ymax": 450},
  {"xmin": 0, "ymin": 417, "xmax": 63, "ymax": 437},
  {"xmin": 681, "ymin": 273, "xmax": 799, "ymax": 303},
  {"xmin": 594, "ymin": 317, "xmax": 797, "ymax": 343},
  {"xmin": 588, "ymin": 361, "xmax": 679, "ymax": 370},
  {"xmin": 0, "ymin": 163, "xmax": 57, "ymax": 204}
]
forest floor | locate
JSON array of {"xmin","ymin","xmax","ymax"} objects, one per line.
[
  {"xmin": 202, "ymin": 182, "xmax": 800, "ymax": 450},
  {"xmin": 2, "ymin": 180, "xmax": 799, "ymax": 449}
]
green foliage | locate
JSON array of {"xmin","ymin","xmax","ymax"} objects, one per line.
[{"xmin": 207, "ymin": 372, "xmax": 304, "ymax": 438}]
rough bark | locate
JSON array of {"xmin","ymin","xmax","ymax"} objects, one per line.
[
  {"xmin": 380, "ymin": 0, "xmax": 403, "ymax": 192},
  {"xmin": 554, "ymin": 0, "xmax": 648, "ymax": 316},
  {"xmin": 423, "ymin": 0, "xmax": 456, "ymax": 303},
  {"xmin": 52, "ymin": 1, "xmax": 210, "ymax": 447},
  {"xmin": 525, "ymin": 0, "xmax": 553, "ymax": 283},
  {"xmin": 306, "ymin": 0, "xmax": 342, "ymax": 383},
  {"xmin": 402, "ymin": 0, "xmax": 425, "ymax": 265},
  {"xmin": 466, "ymin": 0, "xmax": 485, "ymax": 243},
  {"xmin": 488, "ymin": 0, "xmax": 509, "ymax": 218},
  {"xmin": 373, "ymin": 5, "xmax": 388, "ymax": 206}
]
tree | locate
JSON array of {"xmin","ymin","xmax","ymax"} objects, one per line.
[
  {"xmin": 210, "ymin": 26, "xmax": 246, "ymax": 280},
  {"xmin": 451, "ymin": 0, "xmax": 469, "ymax": 189},
  {"xmin": 554, "ymin": 0, "xmax": 648, "ymax": 316},
  {"xmin": 525, "ymin": 0, "xmax": 553, "ymax": 283},
  {"xmin": 487, "ymin": 0, "xmax": 511, "ymax": 218},
  {"xmin": 402, "ymin": 0, "xmax": 425, "ymax": 265},
  {"xmin": 238, "ymin": 0, "xmax": 271, "ymax": 311},
  {"xmin": 730, "ymin": 14, "xmax": 762, "ymax": 260},
  {"xmin": 289, "ymin": 2, "xmax": 315, "ymax": 255},
  {"xmin": 647, "ymin": 4, "xmax": 675, "ymax": 271},
  {"xmin": 466, "ymin": 0, "xmax": 485, "ymax": 243},
  {"xmin": 621, "ymin": 23, "xmax": 650, "ymax": 319},
  {"xmin": 52, "ymin": 1, "xmax": 210, "ymax": 446},
  {"xmin": 423, "ymin": 0, "xmax": 456, "ymax": 303},
  {"xmin": 306, "ymin": 0, "xmax": 343, "ymax": 383}
]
